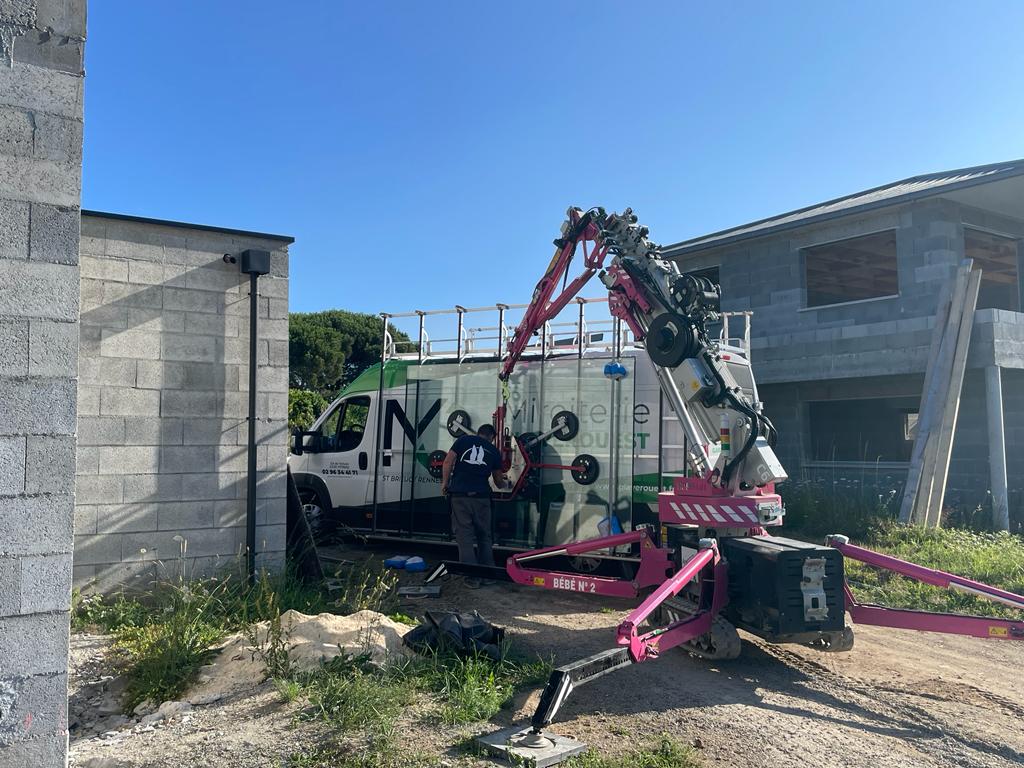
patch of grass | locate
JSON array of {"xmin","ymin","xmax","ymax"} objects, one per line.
[
  {"xmin": 274, "ymin": 677, "xmax": 303, "ymax": 703},
  {"xmin": 387, "ymin": 612, "xmax": 418, "ymax": 626},
  {"xmin": 331, "ymin": 560, "xmax": 399, "ymax": 615},
  {"xmin": 413, "ymin": 651, "xmax": 550, "ymax": 726},
  {"xmin": 294, "ymin": 646, "xmax": 550, "ymax": 734},
  {"xmin": 781, "ymin": 478, "xmax": 902, "ymax": 540},
  {"xmin": 72, "ymin": 589, "xmax": 152, "ymax": 633},
  {"xmin": 103, "ymin": 561, "xmax": 331, "ymax": 709},
  {"xmin": 848, "ymin": 522, "xmax": 1024, "ymax": 618},
  {"xmin": 564, "ymin": 735, "xmax": 701, "ymax": 768},
  {"xmin": 112, "ymin": 581, "xmax": 225, "ymax": 708},
  {"xmin": 287, "ymin": 740, "xmax": 437, "ymax": 768},
  {"xmin": 300, "ymin": 655, "xmax": 407, "ymax": 735}
]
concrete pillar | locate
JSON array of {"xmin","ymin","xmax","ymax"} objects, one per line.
[
  {"xmin": 985, "ymin": 365, "xmax": 1009, "ymax": 531},
  {"xmin": 0, "ymin": 2, "xmax": 86, "ymax": 766}
]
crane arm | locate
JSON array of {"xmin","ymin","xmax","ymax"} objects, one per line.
[{"xmin": 496, "ymin": 206, "xmax": 786, "ymax": 492}]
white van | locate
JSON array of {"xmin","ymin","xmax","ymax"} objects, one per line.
[{"xmin": 288, "ymin": 306, "xmax": 754, "ymax": 552}]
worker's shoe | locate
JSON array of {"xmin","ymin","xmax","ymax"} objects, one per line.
[
  {"xmin": 480, "ymin": 578, "xmax": 497, "ymax": 586},
  {"xmin": 464, "ymin": 576, "xmax": 483, "ymax": 589}
]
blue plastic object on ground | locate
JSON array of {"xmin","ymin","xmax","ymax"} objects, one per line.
[
  {"xmin": 384, "ymin": 555, "xmax": 411, "ymax": 569},
  {"xmin": 404, "ymin": 556, "xmax": 427, "ymax": 572}
]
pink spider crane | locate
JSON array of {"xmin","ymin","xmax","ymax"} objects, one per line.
[{"xmin": 480, "ymin": 205, "xmax": 1023, "ymax": 734}]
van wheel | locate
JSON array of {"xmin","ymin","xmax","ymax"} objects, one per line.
[{"xmin": 299, "ymin": 487, "xmax": 327, "ymax": 522}]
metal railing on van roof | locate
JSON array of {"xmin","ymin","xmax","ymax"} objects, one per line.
[{"xmin": 378, "ymin": 299, "xmax": 753, "ymax": 364}]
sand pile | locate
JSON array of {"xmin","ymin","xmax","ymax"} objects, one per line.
[{"xmin": 187, "ymin": 609, "xmax": 413, "ymax": 705}]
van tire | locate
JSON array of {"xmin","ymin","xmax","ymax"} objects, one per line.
[{"xmin": 298, "ymin": 485, "xmax": 329, "ymax": 523}]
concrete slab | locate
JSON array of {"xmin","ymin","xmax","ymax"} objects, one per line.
[{"xmin": 476, "ymin": 726, "xmax": 588, "ymax": 767}]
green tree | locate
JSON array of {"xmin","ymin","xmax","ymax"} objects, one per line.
[
  {"xmin": 288, "ymin": 310, "xmax": 411, "ymax": 399},
  {"xmin": 288, "ymin": 314, "xmax": 350, "ymax": 395},
  {"xmin": 288, "ymin": 388, "xmax": 329, "ymax": 431}
]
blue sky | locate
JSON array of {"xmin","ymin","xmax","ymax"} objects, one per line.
[{"xmin": 84, "ymin": 1, "xmax": 1024, "ymax": 328}]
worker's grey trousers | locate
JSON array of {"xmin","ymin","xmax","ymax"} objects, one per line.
[{"xmin": 450, "ymin": 495, "xmax": 495, "ymax": 567}]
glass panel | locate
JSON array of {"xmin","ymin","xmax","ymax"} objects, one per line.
[{"xmin": 407, "ymin": 361, "xmax": 501, "ymax": 538}]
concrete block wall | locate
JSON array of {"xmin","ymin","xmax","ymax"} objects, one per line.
[
  {"xmin": 0, "ymin": 1, "xmax": 86, "ymax": 765},
  {"xmin": 74, "ymin": 213, "xmax": 291, "ymax": 590},
  {"xmin": 672, "ymin": 198, "xmax": 1024, "ymax": 385}
]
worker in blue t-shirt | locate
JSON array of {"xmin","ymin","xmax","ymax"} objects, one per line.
[{"xmin": 441, "ymin": 423, "xmax": 506, "ymax": 575}]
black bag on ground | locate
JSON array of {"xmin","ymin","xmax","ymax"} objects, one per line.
[{"xmin": 403, "ymin": 610, "xmax": 505, "ymax": 661}]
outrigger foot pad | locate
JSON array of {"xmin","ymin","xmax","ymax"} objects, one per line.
[{"xmin": 476, "ymin": 726, "xmax": 587, "ymax": 767}]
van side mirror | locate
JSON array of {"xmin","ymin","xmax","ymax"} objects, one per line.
[{"xmin": 292, "ymin": 430, "xmax": 320, "ymax": 455}]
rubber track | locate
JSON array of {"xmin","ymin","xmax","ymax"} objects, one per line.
[{"xmin": 662, "ymin": 596, "xmax": 742, "ymax": 660}]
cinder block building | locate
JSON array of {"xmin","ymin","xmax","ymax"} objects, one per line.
[
  {"xmin": 664, "ymin": 160, "xmax": 1024, "ymax": 528},
  {"xmin": 1, "ymin": 1, "xmax": 86, "ymax": 764},
  {"xmin": 74, "ymin": 212, "xmax": 292, "ymax": 590}
]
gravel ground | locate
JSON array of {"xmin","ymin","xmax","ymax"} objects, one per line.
[{"xmin": 69, "ymin": 556, "xmax": 1024, "ymax": 768}]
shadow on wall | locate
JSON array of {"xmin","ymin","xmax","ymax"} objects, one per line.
[{"xmin": 74, "ymin": 247, "xmax": 289, "ymax": 592}]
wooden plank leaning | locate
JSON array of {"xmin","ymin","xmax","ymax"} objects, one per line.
[
  {"xmin": 898, "ymin": 266, "xmax": 961, "ymax": 524},
  {"xmin": 922, "ymin": 267, "xmax": 981, "ymax": 528},
  {"xmin": 912, "ymin": 264, "xmax": 969, "ymax": 524},
  {"xmin": 912, "ymin": 262, "xmax": 972, "ymax": 525}
]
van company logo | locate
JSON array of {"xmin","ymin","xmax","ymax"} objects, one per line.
[{"xmin": 460, "ymin": 445, "xmax": 488, "ymax": 465}]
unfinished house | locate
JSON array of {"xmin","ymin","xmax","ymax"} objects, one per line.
[{"xmin": 663, "ymin": 160, "xmax": 1024, "ymax": 529}]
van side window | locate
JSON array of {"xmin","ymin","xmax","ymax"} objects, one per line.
[
  {"xmin": 330, "ymin": 396, "xmax": 370, "ymax": 452},
  {"xmin": 320, "ymin": 404, "xmax": 342, "ymax": 440}
]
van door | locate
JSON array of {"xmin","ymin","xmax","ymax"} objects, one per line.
[{"xmin": 307, "ymin": 395, "xmax": 373, "ymax": 525}]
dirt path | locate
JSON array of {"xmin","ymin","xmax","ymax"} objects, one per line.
[
  {"xmin": 422, "ymin": 575, "xmax": 1024, "ymax": 768},
  {"xmin": 69, "ymin": 564, "xmax": 1024, "ymax": 768}
]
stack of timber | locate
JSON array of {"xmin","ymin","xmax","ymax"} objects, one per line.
[{"xmin": 899, "ymin": 260, "xmax": 982, "ymax": 528}]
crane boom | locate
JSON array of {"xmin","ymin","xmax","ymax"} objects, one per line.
[{"xmin": 496, "ymin": 206, "xmax": 785, "ymax": 494}]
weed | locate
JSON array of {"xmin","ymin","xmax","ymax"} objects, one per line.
[
  {"xmin": 103, "ymin": 556, "xmax": 330, "ymax": 709},
  {"xmin": 72, "ymin": 590, "xmax": 151, "ymax": 633},
  {"xmin": 781, "ymin": 477, "xmax": 902, "ymax": 540},
  {"xmin": 287, "ymin": 739, "xmax": 436, "ymax": 768},
  {"xmin": 847, "ymin": 522, "xmax": 1024, "ymax": 618},
  {"xmin": 391, "ymin": 647, "xmax": 551, "ymax": 726},
  {"xmin": 387, "ymin": 612, "xmax": 418, "ymax": 625},
  {"xmin": 274, "ymin": 677, "xmax": 304, "ymax": 703},
  {"xmin": 246, "ymin": 608, "xmax": 294, "ymax": 680},
  {"xmin": 331, "ymin": 560, "xmax": 399, "ymax": 615},
  {"xmin": 113, "ymin": 581, "xmax": 224, "ymax": 708},
  {"xmin": 564, "ymin": 735, "xmax": 701, "ymax": 768},
  {"xmin": 300, "ymin": 656, "xmax": 406, "ymax": 735}
]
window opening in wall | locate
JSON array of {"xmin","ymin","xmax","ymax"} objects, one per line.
[
  {"xmin": 803, "ymin": 231, "xmax": 898, "ymax": 308},
  {"xmin": 808, "ymin": 397, "xmax": 918, "ymax": 463},
  {"xmin": 964, "ymin": 228, "xmax": 1020, "ymax": 312}
]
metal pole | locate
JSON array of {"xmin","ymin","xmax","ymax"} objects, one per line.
[
  {"xmin": 456, "ymin": 305, "xmax": 465, "ymax": 360},
  {"xmin": 577, "ymin": 298, "xmax": 585, "ymax": 359},
  {"xmin": 986, "ymin": 365, "xmax": 1009, "ymax": 531},
  {"xmin": 417, "ymin": 311, "xmax": 425, "ymax": 363},
  {"xmin": 371, "ymin": 314, "xmax": 388, "ymax": 531},
  {"xmin": 245, "ymin": 271, "xmax": 258, "ymax": 583},
  {"xmin": 608, "ymin": 317, "xmax": 620, "ymax": 517},
  {"xmin": 497, "ymin": 304, "xmax": 507, "ymax": 357}
]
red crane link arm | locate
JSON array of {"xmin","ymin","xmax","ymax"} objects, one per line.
[
  {"xmin": 499, "ymin": 208, "xmax": 608, "ymax": 382},
  {"xmin": 493, "ymin": 208, "xmax": 610, "ymax": 447}
]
